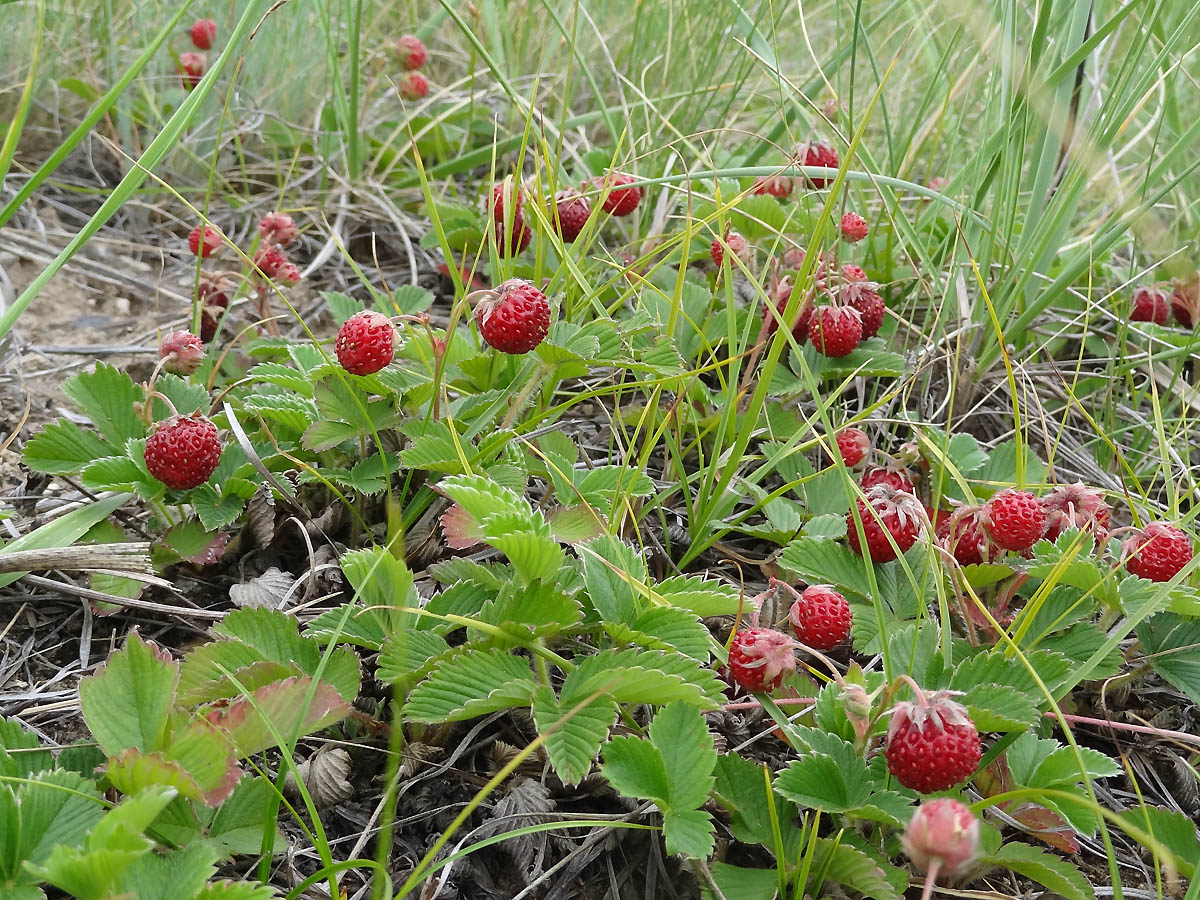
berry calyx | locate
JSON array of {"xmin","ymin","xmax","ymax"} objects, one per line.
[
  {"xmin": 399, "ymin": 71, "xmax": 429, "ymax": 101},
  {"xmin": 473, "ymin": 278, "xmax": 550, "ymax": 355},
  {"xmin": 335, "ymin": 311, "xmax": 396, "ymax": 375},
  {"xmin": 1131, "ymin": 284, "xmax": 1169, "ymax": 325},
  {"xmin": 1122, "ymin": 522, "xmax": 1194, "ymax": 582},
  {"xmin": 258, "ymin": 212, "xmax": 298, "ymax": 247},
  {"xmin": 159, "ymin": 331, "xmax": 205, "ymax": 376},
  {"xmin": 809, "ymin": 305, "xmax": 863, "ymax": 357},
  {"xmin": 885, "ymin": 689, "xmax": 981, "ymax": 793},
  {"xmin": 595, "ymin": 171, "xmax": 641, "ymax": 217},
  {"xmin": 752, "ymin": 174, "xmax": 794, "ymax": 198},
  {"xmin": 187, "ymin": 225, "xmax": 222, "ymax": 258},
  {"xmin": 847, "ymin": 485, "xmax": 926, "ymax": 562},
  {"xmin": 178, "ymin": 52, "xmax": 205, "ymax": 90},
  {"xmin": 552, "ymin": 189, "xmax": 592, "ymax": 243},
  {"xmin": 861, "ymin": 465, "xmax": 917, "ymax": 494},
  {"xmin": 980, "ymin": 489, "xmax": 1046, "ymax": 552},
  {"xmin": 188, "ymin": 19, "xmax": 217, "ymax": 50},
  {"xmin": 727, "ymin": 627, "xmax": 796, "ymax": 692},
  {"xmin": 902, "ymin": 799, "xmax": 980, "ymax": 878},
  {"xmin": 396, "ymin": 34, "xmax": 427, "ymax": 70},
  {"xmin": 788, "ymin": 585, "xmax": 852, "ymax": 651},
  {"xmin": 841, "ymin": 267, "xmax": 886, "ymax": 338},
  {"xmin": 841, "ymin": 211, "xmax": 869, "ymax": 242},
  {"xmin": 835, "ymin": 427, "xmax": 870, "ymax": 467},
  {"xmin": 144, "ymin": 414, "xmax": 222, "ymax": 490},
  {"xmin": 1171, "ymin": 275, "xmax": 1199, "ymax": 328},
  {"xmin": 1041, "ymin": 482, "xmax": 1111, "ymax": 543}
]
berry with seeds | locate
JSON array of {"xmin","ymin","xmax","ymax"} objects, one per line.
[
  {"xmin": 187, "ymin": 225, "xmax": 222, "ymax": 258},
  {"xmin": 258, "ymin": 212, "xmax": 298, "ymax": 247},
  {"xmin": 335, "ymin": 311, "xmax": 396, "ymax": 375},
  {"xmin": 595, "ymin": 171, "xmax": 641, "ymax": 217},
  {"xmin": 1041, "ymin": 482, "xmax": 1111, "ymax": 543},
  {"xmin": 809, "ymin": 305, "xmax": 862, "ymax": 357},
  {"xmin": 847, "ymin": 485, "xmax": 926, "ymax": 562},
  {"xmin": 835, "ymin": 427, "xmax": 870, "ymax": 467},
  {"xmin": 980, "ymin": 489, "xmax": 1046, "ymax": 552},
  {"xmin": 1122, "ymin": 522, "xmax": 1194, "ymax": 582},
  {"xmin": 552, "ymin": 189, "xmax": 592, "ymax": 243},
  {"xmin": 399, "ymin": 71, "xmax": 429, "ymax": 100},
  {"xmin": 841, "ymin": 269, "xmax": 885, "ymax": 338},
  {"xmin": 799, "ymin": 138, "xmax": 839, "ymax": 188},
  {"xmin": 788, "ymin": 585, "xmax": 852, "ymax": 651},
  {"xmin": 711, "ymin": 230, "xmax": 750, "ymax": 268},
  {"xmin": 474, "ymin": 278, "xmax": 550, "ymax": 354},
  {"xmin": 159, "ymin": 331, "xmax": 205, "ymax": 376},
  {"xmin": 763, "ymin": 286, "xmax": 814, "ymax": 344},
  {"xmin": 938, "ymin": 509, "xmax": 994, "ymax": 566},
  {"xmin": 1131, "ymin": 284, "xmax": 1170, "ymax": 325},
  {"xmin": 841, "ymin": 211, "xmax": 868, "ymax": 242},
  {"xmin": 396, "ymin": 34, "xmax": 427, "ymax": 70},
  {"xmin": 490, "ymin": 181, "xmax": 530, "ymax": 255},
  {"xmin": 902, "ymin": 799, "xmax": 980, "ymax": 878},
  {"xmin": 144, "ymin": 414, "xmax": 222, "ymax": 490},
  {"xmin": 753, "ymin": 174, "xmax": 794, "ymax": 198},
  {"xmin": 727, "ymin": 627, "xmax": 796, "ymax": 692},
  {"xmin": 178, "ymin": 52, "xmax": 205, "ymax": 90},
  {"xmin": 253, "ymin": 245, "xmax": 288, "ymax": 279},
  {"xmin": 861, "ymin": 465, "xmax": 916, "ymax": 494},
  {"xmin": 188, "ymin": 19, "xmax": 217, "ymax": 50},
  {"xmin": 885, "ymin": 690, "xmax": 981, "ymax": 793}
]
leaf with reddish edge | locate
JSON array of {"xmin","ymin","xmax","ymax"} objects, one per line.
[
  {"xmin": 202, "ymin": 676, "xmax": 351, "ymax": 758},
  {"xmin": 974, "ymin": 756, "xmax": 1080, "ymax": 853},
  {"xmin": 440, "ymin": 502, "xmax": 484, "ymax": 549}
]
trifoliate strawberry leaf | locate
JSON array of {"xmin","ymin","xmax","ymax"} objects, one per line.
[
  {"xmin": 0, "ymin": 718, "xmax": 50, "ymax": 779},
  {"xmin": 547, "ymin": 505, "xmax": 607, "ymax": 543},
  {"xmin": 1137, "ymin": 613, "xmax": 1200, "ymax": 704},
  {"xmin": 1024, "ymin": 534, "xmax": 1117, "ymax": 607},
  {"xmin": 422, "ymin": 580, "xmax": 495, "ymax": 633},
  {"xmin": 580, "ymin": 535, "xmax": 645, "ymax": 626},
  {"xmin": 712, "ymin": 753, "xmax": 804, "ymax": 860},
  {"xmin": 572, "ymin": 466, "xmax": 655, "ymax": 505},
  {"xmin": 62, "ymin": 362, "xmax": 146, "ymax": 447},
  {"xmin": 780, "ymin": 536, "xmax": 874, "ymax": 598},
  {"xmin": 477, "ymin": 581, "xmax": 581, "ymax": 640},
  {"xmin": 1003, "ymin": 732, "xmax": 1117, "ymax": 833},
  {"xmin": 22, "ymin": 417, "xmax": 116, "ymax": 475},
  {"xmin": 1036, "ymin": 623, "xmax": 1123, "ymax": 678},
  {"xmin": 192, "ymin": 483, "xmax": 250, "ymax": 530},
  {"xmin": 950, "ymin": 647, "xmax": 1073, "ymax": 699},
  {"xmin": 532, "ymin": 684, "xmax": 616, "ymax": 785},
  {"xmin": 481, "ymin": 514, "xmax": 565, "ymax": 585},
  {"xmin": 150, "ymin": 373, "xmax": 208, "ymax": 419},
  {"xmin": 661, "ymin": 808, "xmax": 716, "ymax": 859},
  {"xmin": 398, "ymin": 421, "xmax": 468, "ymax": 473},
  {"xmin": 601, "ymin": 734, "xmax": 670, "ymax": 803},
  {"xmin": 799, "ymin": 342, "xmax": 907, "ymax": 379},
  {"xmin": 2, "ymin": 770, "xmax": 104, "ymax": 888},
  {"xmin": 241, "ymin": 393, "xmax": 320, "ymax": 433},
  {"xmin": 245, "ymin": 362, "xmax": 314, "ymax": 395},
  {"xmin": 958, "ymin": 682, "xmax": 1039, "ymax": 731},
  {"xmin": 304, "ymin": 604, "xmax": 388, "ymax": 649},
  {"xmin": 81, "ymin": 449, "xmax": 163, "ymax": 500},
  {"xmin": 302, "ymin": 419, "xmax": 361, "ymax": 451},
  {"xmin": 377, "ymin": 630, "xmax": 451, "ymax": 686},
  {"xmin": 805, "ymin": 512, "xmax": 847, "ymax": 539},
  {"xmin": 652, "ymin": 574, "xmax": 741, "ymax": 617},
  {"xmin": 405, "ymin": 648, "xmax": 536, "ymax": 722},
  {"xmin": 980, "ymin": 843, "xmax": 1090, "ymax": 900},
  {"xmin": 606, "ymin": 606, "xmax": 711, "ymax": 661},
  {"xmin": 79, "ymin": 631, "xmax": 177, "ymax": 756},
  {"xmin": 562, "ymin": 648, "xmax": 725, "ymax": 708},
  {"xmin": 732, "ymin": 195, "xmax": 789, "ymax": 238},
  {"xmin": 650, "ymin": 701, "xmax": 717, "ymax": 810},
  {"xmin": 436, "ymin": 473, "xmax": 534, "ymax": 528},
  {"xmin": 774, "ymin": 752, "xmax": 908, "ymax": 827}
]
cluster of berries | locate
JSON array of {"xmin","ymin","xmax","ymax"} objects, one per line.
[
  {"xmin": 186, "ymin": 212, "xmax": 302, "ymax": 341},
  {"xmin": 835, "ymin": 429, "xmax": 1195, "ymax": 581},
  {"xmin": 397, "ymin": 34, "xmax": 430, "ymax": 101},
  {"xmin": 489, "ymin": 170, "xmax": 642, "ymax": 256},
  {"xmin": 178, "ymin": 19, "xmax": 217, "ymax": 90},
  {"xmin": 1129, "ymin": 275, "xmax": 1199, "ymax": 329}
]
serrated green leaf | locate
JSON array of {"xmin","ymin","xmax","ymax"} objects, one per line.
[
  {"xmin": 423, "ymin": 580, "xmax": 496, "ymax": 633},
  {"xmin": 405, "ymin": 649, "xmax": 536, "ymax": 722},
  {"xmin": 704, "ymin": 863, "xmax": 779, "ymax": 900},
  {"xmin": 202, "ymin": 676, "xmax": 350, "ymax": 758},
  {"xmin": 975, "ymin": 439, "xmax": 1046, "ymax": 493},
  {"xmin": 81, "ymin": 453, "xmax": 161, "ymax": 497},
  {"xmin": 547, "ymin": 504, "xmax": 607, "ymax": 543},
  {"xmin": 240, "ymin": 393, "xmax": 320, "ymax": 433},
  {"xmin": 478, "ymin": 582, "xmax": 581, "ymax": 639},
  {"xmin": 581, "ymin": 535, "xmax": 645, "ymax": 626},
  {"xmin": 983, "ymin": 842, "xmax": 1090, "ymax": 900},
  {"xmin": 601, "ymin": 735, "xmax": 670, "ymax": 804},
  {"xmin": 662, "ymin": 808, "xmax": 715, "ymax": 859},
  {"xmin": 437, "ymin": 473, "xmax": 532, "ymax": 525},
  {"xmin": 192, "ymin": 485, "xmax": 249, "ymax": 530},
  {"xmin": 377, "ymin": 630, "xmax": 451, "ymax": 685},
  {"xmin": 812, "ymin": 837, "xmax": 903, "ymax": 900},
  {"xmin": 1115, "ymin": 806, "xmax": 1199, "ymax": 878},
  {"xmin": 0, "ymin": 717, "xmax": 51, "ymax": 779},
  {"xmin": 959, "ymin": 683, "xmax": 1039, "ymax": 731},
  {"xmin": 482, "ymin": 515, "xmax": 565, "ymax": 585},
  {"xmin": 779, "ymin": 537, "xmax": 874, "ymax": 598},
  {"xmin": 22, "ymin": 418, "xmax": 115, "ymax": 474},
  {"xmin": 11, "ymin": 770, "xmax": 104, "ymax": 876},
  {"xmin": 652, "ymin": 574, "xmax": 741, "ymax": 617},
  {"xmin": 62, "ymin": 363, "xmax": 146, "ymax": 447},
  {"xmin": 1137, "ymin": 613, "xmax": 1200, "ymax": 704},
  {"xmin": 776, "ymin": 752, "xmax": 875, "ymax": 814},
  {"xmin": 151, "ymin": 373, "xmax": 208, "ymax": 418},
  {"xmin": 562, "ymin": 648, "xmax": 725, "ymax": 708},
  {"xmin": 607, "ymin": 606, "xmax": 710, "ymax": 660},
  {"xmin": 119, "ymin": 842, "xmax": 219, "ymax": 900},
  {"xmin": 245, "ymin": 362, "xmax": 314, "ymax": 395},
  {"xmin": 532, "ymin": 685, "xmax": 615, "ymax": 785},
  {"xmin": 650, "ymin": 702, "xmax": 715, "ymax": 809},
  {"xmin": 192, "ymin": 880, "xmax": 281, "ymax": 900},
  {"xmin": 80, "ymin": 632, "xmax": 177, "ymax": 756},
  {"xmin": 713, "ymin": 753, "xmax": 804, "ymax": 859},
  {"xmin": 400, "ymin": 421, "xmax": 468, "ymax": 473}
]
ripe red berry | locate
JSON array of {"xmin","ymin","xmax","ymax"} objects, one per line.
[
  {"xmin": 275, "ymin": 261, "xmax": 302, "ymax": 285},
  {"xmin": 159, "ymin": 331, "xmax": 205, "ymax": 375},
  {"xmin": 980, "ymin": 489, "xmax": 1046, "ymax": 553},
  {"xmin": 474, "ymin": 278, "xmax": 550, "ymax": 354},
  {"xmin": 841, "ymin": 269, "xmax": 885, "ymax": 338},
  {"xmin": 187, "ymin": 225, "xmax": 222, "ymax": 258},
  {"xmin": 258, "ymin": 212, "xmax": 298, "ymax": 247},
  {"xmin": 885, "ymin": 691, "xmax": 981, "ymax": 794},
  {"xmin": 753, "ymin": 174, "xmax": 794, "ymax": 198},
  {"xmin": 489, "ymin": 182, "xmax": 530, "ymax": 255},
  {"xmin": 841, "ymin": 211, "xmax": 869, "ymax": 242},
  {"xmin": 178, "ymin": 52, "xmax": 206, "ymax": 90},
  {"xmin": 399, "ymin": 71, "xmax": 429, "ymax": 101},
  {"xmin": 188, "ymin": 19, "xmax": 217, "ymax": 50},
  {"xmin": 596, "ymin": 171, "xmax": 641, "ymax": 217},
  {"xmin": 861, "ymin": 465, "xmax": 917, "ymax": 494},
  {"xmin": 1041, "ymin": 482, "xmax": 1111, "ymax": 543},
  {"xmin": 902, "ymin": 799, "xmax": 980, "ymax": 877},
  {"xmin": 1131, "ymin": 285, "xmax": 1169, "ymax": 325},
  {"xmin": 144, "ymin": 414, "xmax": 222, "ymax": 490},
  {"xmin": 763, "ymin": 289, "xmax": 814, "ymax": 344},
  {"xmin": 847, "ymin": 485, "xmax": 926, "ymax": 562},
  {"xmin": 552, "ymin": 190, "xmax": 592, "ymax": 243},
  {"xmin": 396, "ymin": 34, "xmax": 427, "ymax": 70},
  {"xmin": 938, "ymin": 509, "xmax": 995, "ymax": 566},
  {"xmin": 1171, "ymin": 276, "xmax": 1198, "ymax": 328},
  {"xmin": 253, "ymin": 245, "xmax": 288, "ymax": 279},
  {"xmin": 788, "ymin": 585, "xmax": 852, "ymax": 651},
  {"xmin": 1122, "ymin": 522, "xmax": 1194, "ymax": 582},
  {"xmin": 727, "ymin": 627, "xmax": 796, "ymax": 692},
  {"xmin": 197, "ymin": 272, "xmax": 232, "ymax": 342},
  {"xmin": 335, "ymin": 311, "xmax": 396, "ymax": 375},
  {"xmin": 809, "ymin": 305, "xmax": 863, "ymax": 357},
  {"xmin": 835, "ymin": 427, "xmax": 870, "ymax": 467},
  {"xmin": 799, "ymin": 138, "xmax": 839, "ymax": 188},
  {"xmin": 711, "ymin": 230, "xmax": 750, "ymax": 268}
]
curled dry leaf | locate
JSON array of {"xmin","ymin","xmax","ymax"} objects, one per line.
[
  {"xmin": 284, "ymin": 746, "xmax": 353, "ymax": 808},
  {"xmin": 229, "ymin": 566, "xmax": 296, "ymax": 609},
  {"xmin": 476, "ymin": 776, "xmax": 554, "ymax": 875},
  {"xmin": 399, "ymin": 741, "xmax": 443, "ymax": 778},
  {"xmin": 245, "ymin": 485, "xmax": 277, "ymax": 547}
]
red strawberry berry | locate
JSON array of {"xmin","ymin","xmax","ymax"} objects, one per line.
[
  {"xmin": 809, "ymin": 305, "xmax": 862, "ymax": 357},
  {"xmin": 399, "ymin": 71, "xmax": 429, "ymax": 101},
  {"xmin": 885, "ymin": 690, "xmax": 981, "ymax": 793},
  {"xmin": 763, "ymin": 289, "xmax": 814, "ymax": 344},
  {"xmin": 753, "ymin": 174, "xmax": 794, "ymax": 198},
  {"xmin": 938, "ymin": 509, "xmax": 994, "ymax": 566},
  {"xmin": 489, "ymin": 182, "xmax": 530, "ymax": 255},
  {"xmin": 841, "ymin": 212, "xmax": 869, "ymax": 242},
  {"xmin": 847, "ymin": 485, "xmax": 926, "ymax": 562},
  {"xmin": 841, "ymin": 269, "xmax": 885, "ymax": 338},
  {"xmin": 1122, "ymin": 522, "xmax": 1194, "ymax": 582},
  {"xmin": 275, "ymin": 261, "xmax": 302, "ymax": 285},
  {"xmin": 474, "ymin": 278, "xmax": 550, "ymax": 354},
  {"xmin": 396, "ymin": 34, "xmax": 427, "ymax": 70},
  {"xmin": 253, "ymin": 245, "xmax": 288, "ymax": 279},
  {"xmin": 862, "ymin": 465, "xmax": 917, "ymax": 494},
  {"xmin": 799, "ymin": 138, "xmax": 839, "ymax": 188},
  {"xmin": 258, "ymin": 212, "xmax": 298, "ymax": 247},
  {"xmin": 1171, "ymin": 276, "xmax": 1198, "ymax": 328},
  {"xmin": 144, "ymin": 414, "xmax": 222, "ymax": 490},
  {"xmin": 335, "ymin": 311, "xmax": 396, "ymax": 375},
  {"xmin": 178, "ymin": 52, "xmax": 205, "ymax": 90},
  {"xmin": 711, "ymin": 230, "xmax": 750, "ymax": 268},
  {"xmin": 197, "ymin": 272, "xmax": 232, "ymax": 342},
  {"xmin": 1041, "ymin": 482, "xmax": 1111, "ymax": 542},
  {"xmin": 552, "ymin": 190, "xmax": 592, "ymax": 243},
  {"xmin": 490, "ymin": 181, "xmax": 523, "ymax": 224},
  {"xmin": 188, "ymin": 19, "xmax": 217, "ymax": 50},
  {"xmin": 159, "ymin": 331, "xmax": 205, "ymax": 375},
  {"xmin": 1131, "ymin": 284, "xmax": 1169, "ymax": 325},
  {"xmin": 980, "ymin": 489, "xmax": 1046, "ymax": 552},
  {"xmin": 596, "ymin": 171, "xmax": 641, "ymax": 217},
  {"xmin": 835, "ymin": 427, "xmax": 870, "ymax": 467},
  {"xmin": 788, "ymin": 585, "xmax": 852, "ymax": 651},
  {"xmin": 187, "ymin": 225, "xmax": 222, "ymax": 258},
  {"xmin": 902, "ymin": 799, "xmax": 980, "ymax": 878},
  {"xmin": 727, "ymin": 627, "xmax": 796, "ymax": 692}
]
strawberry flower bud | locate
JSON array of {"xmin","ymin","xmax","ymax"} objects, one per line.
[
  {"xmin": 159, "ymin": 330, "xmax": 205, "ymax": 375},
  {"xmin": 902, "ymin": 798, "xmax": 980, "ymax": 879}
]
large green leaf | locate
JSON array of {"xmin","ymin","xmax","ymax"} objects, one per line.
[{"xmin": 79, "ymin": 632, "xmax": 177, "ymax": 756}]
